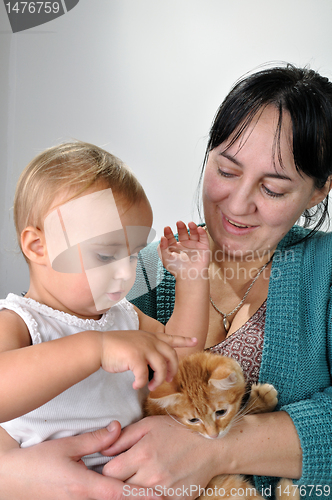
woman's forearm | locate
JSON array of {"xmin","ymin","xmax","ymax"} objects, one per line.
[{"xmin": 213, "ymin": 411, "xmax": 302, "ymax": 479}]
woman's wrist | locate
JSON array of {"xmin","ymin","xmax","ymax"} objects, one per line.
[{"xmin": 210, "ymin": 411, "xmax": 302, "ymax": 479}]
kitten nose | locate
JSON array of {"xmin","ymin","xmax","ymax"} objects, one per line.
[{"xmin": 206, "ymin": 425, "xmax": 219, "ymax": 439}]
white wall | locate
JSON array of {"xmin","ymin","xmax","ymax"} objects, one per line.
[{"xmin": 1, "ymin": 0, "xmax": 332, "ymax": 296}]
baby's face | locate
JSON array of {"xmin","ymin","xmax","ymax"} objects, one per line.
[{"xmin": 44, "ymin": 188, "xmax": 153, "ymax": 316}]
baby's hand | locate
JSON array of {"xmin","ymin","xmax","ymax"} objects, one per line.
[
  {"xmin": 159, "ymin": 221, "xmax": 210, "ymax": 279},
  {"xmin": 99, "ymin": 330, "xmax": 197, "ymax": 391}
]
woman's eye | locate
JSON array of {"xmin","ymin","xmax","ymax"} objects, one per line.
[
  {"xmin": 217, "ymin": 168, "xmax": 235, "ymax": 178},
  {"xmin": 188, "ymin": 417, "xmax": 200, "ymax": 424},
  {"xmin": 263, "ymin": 185, "xmax": 284, "ymax": 198},
  {"xmin": 215, "ymin": 409, "xmax": 227, "ymax": 417}
]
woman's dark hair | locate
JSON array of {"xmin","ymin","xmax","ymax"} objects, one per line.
[{"xmin": 199, "ymin": 63, "xmax": 332, "ymax": 233}]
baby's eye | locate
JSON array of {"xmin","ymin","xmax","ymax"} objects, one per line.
[
  {"xmin": 215, "ymin": 409, "xmax": 228, "ymax": 417},
  {"xmin": 188, "ymin": 417, "xmax": 201, "ymax": 424},
  {"xmin": 130, "ymin": 254, "xmax": 139, "ymax": 263},
  {"xmin": 97, "ymin": 254, "xmax": 116, "ymax": 263}
]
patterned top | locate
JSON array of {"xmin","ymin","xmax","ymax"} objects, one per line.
[{"xmin": 207, "ymin": 300, "xmax": 266, "ymax": 385}]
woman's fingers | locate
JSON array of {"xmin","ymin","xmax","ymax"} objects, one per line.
[{"xmin": 65, "ymin": 421, "xmax": 122, "ymax": 460}]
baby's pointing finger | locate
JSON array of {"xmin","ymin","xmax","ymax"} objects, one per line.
[{"xmin": 155, "ymin": 332, "xmax": 198, "ymax": 348}]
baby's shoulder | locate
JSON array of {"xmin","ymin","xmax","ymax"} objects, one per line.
[{"xmin": 0, "ymin": 301, "xmax": 31, "ymax": 350}]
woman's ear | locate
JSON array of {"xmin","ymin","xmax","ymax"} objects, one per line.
[
  {"xmin": 21, "ymin": 227, "xmax": 48, "ymax": 264},
  {"xmin": 306, "ymin": 176, "xmax": 332, "ymax": 210}
]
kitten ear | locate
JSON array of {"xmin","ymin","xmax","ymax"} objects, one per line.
[
  {"xmin": 149, "ymin": 392, "xmax": 182, "ymax": 410},
  {"xmin": 208, "ymin": 372, "xmax": 238, "ymax": 391},
  {"xmin": 148, "ymin": 380, "xmax": 182, "ymax": 410}
]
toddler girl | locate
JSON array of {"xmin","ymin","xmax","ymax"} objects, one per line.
[{"xmin": 0, "ymin": 141, "xmax": 209, "ymax": 471}]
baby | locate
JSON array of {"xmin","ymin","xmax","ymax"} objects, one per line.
[{"xmin": 0, "ymin": 141, "xmax": 209, "ymax": 472}]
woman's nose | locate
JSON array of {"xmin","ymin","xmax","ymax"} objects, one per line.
[{"xmin": 227, "ymin": 180, "xmax": 257, "ymax": 216}]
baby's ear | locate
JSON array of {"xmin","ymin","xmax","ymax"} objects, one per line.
[{"xmin": 21, "ymin": 226, "xmax": 48, "ymax": 264}]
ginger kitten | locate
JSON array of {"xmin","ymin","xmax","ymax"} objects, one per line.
[{"xmin": 144, "ymin": 351, "xmax": 298, "ymax": 500}]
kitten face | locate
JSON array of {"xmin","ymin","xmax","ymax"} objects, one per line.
[
  {"xmin": 173, "ymin": 395, "xmax": 237, "ymax": 439},
  {"xmin": 145, "ymin": 352, "xmax": 246, "ymax": 439}
]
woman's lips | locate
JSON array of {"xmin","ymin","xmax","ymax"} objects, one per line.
[{"xmin": 222, "ymin": 214, "xmax": 258, "ymax": 234}]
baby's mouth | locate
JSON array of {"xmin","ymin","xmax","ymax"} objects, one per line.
[{"xmin": 107, "ymin": 291, "xmax": 124, "ymax": 301}]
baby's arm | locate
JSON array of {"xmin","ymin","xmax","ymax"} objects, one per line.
[
  {"xmin": 0, "ymin": 308, "xmax": 196, "ymax": 422},
  {"xmin": 0, "ymin": 426, "xmax": 19, "ymax": 453},
  {"xmin": 139, "ymin": 222, "xmax": 210, "ymax": 359},
  {"xmin": 162, "ymin": 222, "xmax": 210, "ymax": 357}
]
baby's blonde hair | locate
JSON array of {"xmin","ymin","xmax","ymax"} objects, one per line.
[{"xmin": 14, "ymin": 141, "xmax": 148, "ymax": 257}]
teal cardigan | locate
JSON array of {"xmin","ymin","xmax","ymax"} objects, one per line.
[{"xmin": 129, "ymin": 226, "xmax": 332, "ymax": 499}]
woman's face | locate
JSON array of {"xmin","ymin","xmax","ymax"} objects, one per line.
[{"xmin": 203, "ymin": 105, "xmax": 328, "ymax": 260}]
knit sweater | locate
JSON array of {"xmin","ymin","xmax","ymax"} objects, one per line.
[{"xmin": 129, "ymin": 225, "xmax": 332, "ymax": 500}]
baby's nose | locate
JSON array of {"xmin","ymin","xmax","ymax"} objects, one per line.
[{"xmin": 113, "ymin": 256, "xmax": 134, "ymax": 281}]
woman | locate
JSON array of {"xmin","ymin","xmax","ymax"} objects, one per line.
[
  {"xmin": 1, "ymin": 64, "xmax": 331, "ymax": 500},
  {"xmin": 104, "ymin": 64, "xmax": 332, "ymax": 499}
]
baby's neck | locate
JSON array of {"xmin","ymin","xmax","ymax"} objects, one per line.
[{"xmin": 24, "ymin": 286, "xmax": 103, "ymax": 321}]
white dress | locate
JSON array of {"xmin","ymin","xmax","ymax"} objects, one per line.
[{"xmin": 0, "ymin": 293, "xmax": 146, "ymax": 471}]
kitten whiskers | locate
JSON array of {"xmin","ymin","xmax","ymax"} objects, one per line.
[{"xmin": 164, "ymin": 408, "xmax": 193, "ymax": 431}]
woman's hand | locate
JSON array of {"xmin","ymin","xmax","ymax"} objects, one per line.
[
  {"xmin": 102, "ymin": 416, "xmax": 218, "ymax": 500},
  {"xmin": 0, "ymin": 422, "xmax": 161, "ymax": 500},
  {"xmin": 102, "ymin": 413, "xmax": 302, "ymax": 499}
]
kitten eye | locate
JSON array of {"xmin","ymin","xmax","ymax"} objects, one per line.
[
  {"xmin": 215, "ymin": 409, "xmax": 228, "ymax": 418},
  {"xmin": 188, "ymin": 418, "xmax": 200, "ymax": 424}
]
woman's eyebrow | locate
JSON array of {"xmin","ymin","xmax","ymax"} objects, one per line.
[
  {"xmin": 264, "ymin": 172, "xmax": 292, "ymax": 181},
  {"xmin": 220, "ymin": 151, "xmax": 242, "ymax": 167},
  {"xmin": 220, "ymin": 151, "xmax": 292, "ymax": 181}
]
